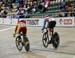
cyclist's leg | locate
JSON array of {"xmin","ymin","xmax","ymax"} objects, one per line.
[
  {"xmin": 48, "ymin": 22, "xmax": 54, "ymax": 44},
  {"xmin": 47, "ymin": 22, "xmax": 52, "ymax": 36},
  {"xmin": 47, "ymin": 27, "xmax": 51, "ymax": 35},
  {"xmin": 48, "ymin": 21, "xmax": 56, "ymax": 44},
  {"xmin": 21, "ymin": 27, "xmax": 27, "ymax": 36},
  {"xmin": 50, "ymin": 27, "xmax": 54, "ymax": 35},
  {"xmin": 48, "ymin": 27, "xmax": 54, "ymax": 44},
  {"xmin": 49, "ymin": 21, "xmax": 56, "ymax": 35},
  {"xmin": 17, "ymin": 28, "xmax": 21, "ymax": 40}
]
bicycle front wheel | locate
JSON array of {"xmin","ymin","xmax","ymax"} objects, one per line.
[
  {"xmin": 42, "ymin": 32, "xmax": 49, "ymax": 48},
  {"xmin": 15, "ymin": 36, "xmax": 23, "ymax": 51}
]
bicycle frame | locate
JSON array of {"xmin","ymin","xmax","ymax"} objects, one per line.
[
  {"xmin": 45, "ymin": 27, "xmax": 54, "ymax": 37},
  {"xmin": 50, "ymin": 28, "xmax": 54, "ymax": 36}
]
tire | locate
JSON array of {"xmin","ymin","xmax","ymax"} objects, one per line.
[
  {"xmin": 42, "ymin": 32, "xmax": 49, "ymax": 48},
  {"xmin": 51, "ymin": 32, "xmax": 60, "ymax": 49},
  {"xmin": 15, "ymin": 36, "xmax": 23, "ymax": 51},
  {"xmin": 23, "ymin": 36, "xmax": 30, "ymax": 52}
]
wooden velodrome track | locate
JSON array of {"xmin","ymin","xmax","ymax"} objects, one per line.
[{"xmin": 0, "ymin": 25, "xmax": 75, "ymax": 58}]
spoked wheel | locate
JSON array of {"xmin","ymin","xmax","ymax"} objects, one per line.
[
  {"xmin": 23, "ymin": 36, "xmax": 30, "ymax": 52},
  {"xmin": 42, "ymin": 32, "xmax": 49, "ymax": 48},
  {"xmin": 51, "ymin": 32, "xmax": 60, "ymax": 49},
  {"xmin": 15, "ymin": 36, "xmax": 23, "ymax": 51}
]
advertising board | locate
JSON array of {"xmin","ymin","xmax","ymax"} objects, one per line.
[{"xmin": 0, "ymin": 17, "xmax": 75, "ymax": 27}]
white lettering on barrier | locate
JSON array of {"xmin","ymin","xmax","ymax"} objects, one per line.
[
  {"xmin": 0, "ymin": 17, "xmax": 75, "ymax": 27},
  {"xmin": 0, "ymin": 18, "xmax": 2, "ymax": 24},
  {"xmin": 11, "ymin": 19, "xmax": 18, "ymax": 25},
  {"xmin": 4, "ymin": 18, "xmax": 11, "ymax": 24},
  {"xmin": 74, "ymin": 18, "xmax": 75, "ymax": 26},
  {"xmin": 26, "ymin": 20, "xmax": 39, "ymax": 26},
  {"xmin": 19, "ymin": 18, "xmax": 40, "ymax": 26},
  {"xmin": 0, "ymin": 18, "xmax": 18, "ymax": 25},
  {"xmin": 56, "ymin": 17, "xmax": 74, "ymax": 26},
  {"xmin": 40, "ymin": 17, "xmax": 74, "ymax": 27},
  {"xmin": 0, "ymin": 18, "xmax": 12, "ymax": 24}
]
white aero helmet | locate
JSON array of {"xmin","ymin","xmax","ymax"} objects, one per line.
[{"xmin": 51, "ymin": 18, "xmax": 56, "ymax": 21}]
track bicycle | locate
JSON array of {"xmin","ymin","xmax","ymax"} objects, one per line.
[
  {"xmin": 42, "ymin": 28, "xmax": 60, "ymax": 49},
  {"xmin": 15, "ymin": 33, "xmax": 30, "ymax": 52}
]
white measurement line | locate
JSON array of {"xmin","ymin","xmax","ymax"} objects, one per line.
[{"xmin": 0, "ymin": 27, "xmax": 14, "ymax": 32}]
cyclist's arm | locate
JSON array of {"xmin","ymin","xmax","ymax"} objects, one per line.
[
  {"xmin": 16, "ymin": 24, "xmax": 20, "ymax": 33},
  {"xmin": 42, "ymin": 19, "xmax": 46, "ymax": 30},
  {"xmin": 14, "ymin": 24, "xmax": 19, "ymax": 34}
]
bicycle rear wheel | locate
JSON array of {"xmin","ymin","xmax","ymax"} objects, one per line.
[
  {"xmin": 15, "ymin": 36, "xmax": 23, "ymax": 51},
  {"xmin": 51, "ymin": 32, "xmax": 60, "ymax": 49},
  {"xmin": 23, "ymin": 36, "xmax": 30, "ymax": 52},
  {"xmin": 42, "ymin": 32, "xmax": 49, "ymax": 48}
]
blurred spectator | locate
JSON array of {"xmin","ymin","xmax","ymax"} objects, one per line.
[
  {"xmin": 38, "ymin": 0, "xmax": 50, "ymax": 13},
  {"xmin": 31, "ymin": 1, "xmax": 37, "ymax": 13},
  {"xmin": 13, "ymin": 1, "xmax": 19, "ymax": 7},
  {"xmin": 2, "ymin": 0, "xmax": 7, "ymax": 6},
  {"xmin": 60, "ymin": 0, "xmax": 74, "ymax": 17},
  {"xmin": 65, "ymin": 3, "xmax": 74, "ymax": 17},
  {"xmin": 0, "ymin": 0, "xmax": 66, "ymax": 18},
  {"xmin": 60, "ymin": 0, "xmax": 66, "ymax": 12},
  {"xmin": 24, "ymin": 10, "xmax": 30, "ymax": 18},
  {"xmin": 0, "ymin": 2, "xmax": 3, "ymax": 12},
  {"xmin": 31, "ymin": 6, "xmax": 36, "ymax": 14},
  {"xmin": 27, "ymin": 0, "xmax": 33, "ymax": 6},
  {"xmin": 23, "ymin": 0, "xmax": 28, "ymax": 5},
  {"xmin": 12, "ymin": 5, "xmax": 17, "ymax": 12},
  {"xmin": 7, "ymin": 4, "xmax": 13, "ymax": 12},
  {"xmin": 15, "ymin": 6, "xmax": 30, "ymax": 18},
  {"xmin": 38, "ymin": 3, "xmax": 44, "ymax": 13},
  {"xmin": 19, "ymin": 0, "xmax": 24, "ymax": 6},
  {"xmin": 0, "ymin": 7, "xmax": 8, "ymax": 18},
  {"xmin": 16, "ymin": 7, "xmax": 25, "ymax": 18},
  {"xmin": 43, "ymin": 0, "xmax": 50, "ymax": 8},
  {"xmin": 26, "ymin": 4, "xmax": 31, "ymax": 13},
  {"xmin": 43, "ymin": 0, "xmax": 50, "ymax": 12}
]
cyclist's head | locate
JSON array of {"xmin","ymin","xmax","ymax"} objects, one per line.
[
  {"xmin": 45, "ymin": 15, "xmax": 49, "ymax": 17},
  {"xmin": 19, "ymin": 20, "xmax": 26, "ymax": 23},
  {"xmin": 45, "ymin": 15, "xmax": 49, "ymax": 19}
]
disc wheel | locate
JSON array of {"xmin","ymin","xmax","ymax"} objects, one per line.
[
  {"xmin": 51, "ymin": 32, "xmax": 60, "ymax": 49},
  {"xmin": 23, "ymin": 36, "xmax": 30, "ymax": 52}
]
